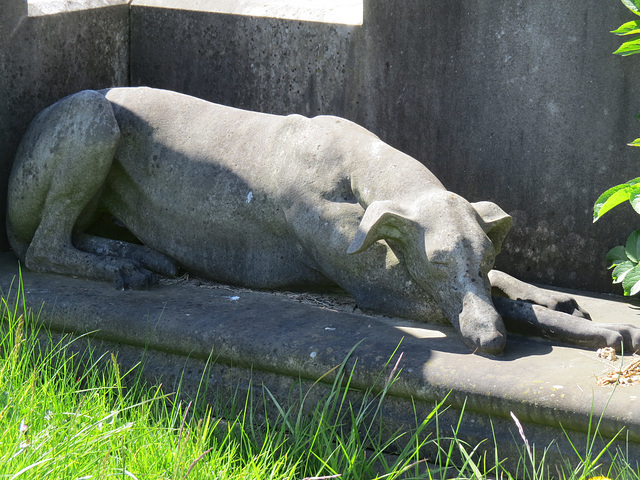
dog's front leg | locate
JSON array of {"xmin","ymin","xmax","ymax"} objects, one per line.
[
  {"xmin": 488, "ymin": 270, "xmax": 590, "ymax": 319},
  {"xmin": 492, "ymin": 296, "xmax": 640, "ymax": 352},
  {"xmin": 490, "ymin": 270, "xmax": 640, "ymax": 351}
]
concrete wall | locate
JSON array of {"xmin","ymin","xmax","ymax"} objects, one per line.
[
  {"xmin": 2, "ymin": 0, "xmax": 639, "ymax": 293},
  {"xmin": 130, "ymin": 0, "xmax": 640, "ymax": 293},
  {"xmin": 0, "ymin": 0, "xmax": 129, "ymax": 249}
]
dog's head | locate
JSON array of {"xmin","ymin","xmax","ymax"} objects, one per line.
[{"xmin": 348, "ymin": 191, "xmax": 512, "ymax": 354}]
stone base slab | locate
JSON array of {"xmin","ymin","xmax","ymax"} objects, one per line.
[{"xmin": 1, "ymin": 253, "xmax": 639, "ymax": 469}]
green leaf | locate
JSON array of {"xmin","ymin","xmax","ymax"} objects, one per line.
[
  {"xmin": 594, "ymin": 184, "xmax": 630, "ymax": 220},
  {"xmin": 613, "ymin": 37, "xmax": 640, "ymax": 56},
  {"xmin": 612, "ymin": 260, "xmax": 635, "ymax": 283},
  {"xmin": 623, "ymin": 263, "xmax": 640, "ymax": 295},
  {"xmin": 628, "ymin": 137, "xmax": 640, "ymax": 147},
  {"xmin": 593, "ymin": 177, "xmax": 640, "ymax": 221},
  {"xmin": 622, "ymin": 0, "xmax": 640, "ymax": 15},
  {"xmin": 606, "ymin": 245, "xmax": 629, "ymax": 267},
  {"xmin": 594, "ymin": 184, "xmax": 632, "ymax": 221},
  {"xmin": 626, "ymin": 230, "xmax": 640, "ymax": 262},
  {"xmin": 612, "ymin": 20, "xmax": 640, "ymax": 35}
]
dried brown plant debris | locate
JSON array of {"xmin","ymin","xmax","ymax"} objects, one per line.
[
  {"xmin": 596, "ymin": 356, "xmax": 640, "ymax": 387},
  {"xmin": 596, "ymin": 347, "xmax": 618, "ymax": 362}
]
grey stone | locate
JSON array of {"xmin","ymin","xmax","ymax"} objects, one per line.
[
  {"xmin": 0, "ymin": 252, "xmax": 638, "ymax": 471},
  {"xmin": 130, "ymin": 0, "xmax": 640, "ymax": 293},
  {"xmin": 8, "ymin": 87, "xmax": 640, "ymax": 354},
  {"xmin": 2, "ymin": 1, "xmax": 640, "ymax": 293},
  {"xmin": 0, "ymin": 0, "xmax": 27, "ymax": 37},
  {"xmin": 0, "ymin": 0, "xmax": 129, "ymax": 250},
  {"xmin": 130, "ymin": 0, "xmax": 363, "ymax": 25},
  {"xmin": 28, "ymin": 0, "xmax": 129, "ymax": 16}
]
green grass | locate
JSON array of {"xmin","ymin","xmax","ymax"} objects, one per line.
[{"xmin": 0, "ymin": 276, "xmax": 638, "ymax": 479}]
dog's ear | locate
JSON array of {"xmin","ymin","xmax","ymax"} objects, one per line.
[
  {"xmin": 471, "ymin": 201, "xmax": 512, "ymax": 255},
  {"xmin": 347, "ymin": 201, "xmax": 417, "ymax": 254}
]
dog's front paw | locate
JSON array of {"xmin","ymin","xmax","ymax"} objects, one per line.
[
  {"xmin": 494, "ymin": 297, "xmax": 619, "ymax": 349},
  {"xmin": 489, "ymin": 270, "xmax": 591, "ymax": 319},
  {"xmin": 601, "ymin": 323, "xmax": 640, "ymax": 353},
  {"xmin": 530, "ymin": 290, "xmax": 591, "ymax": 320}
]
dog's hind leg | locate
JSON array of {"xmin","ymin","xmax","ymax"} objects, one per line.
[
  {"xmin": 73, "ymin": 233, "xmax": 178, "ymax": 278},
  {"xmin": 7, "ymin": 90, "xmax": 162, "ymax": 289}
]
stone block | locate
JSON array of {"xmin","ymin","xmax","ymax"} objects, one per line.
[
  {"xmin": 0, "ymin": 3, "xmax": 129, "ymax": 249},
  {"xmin": 27, "ymin": 0, "xmax": 129, "ymax": 16},
  {"xmin": 130, "ymin": 0, "xmax": 640, "ymax": 293},
  {"xmin": 1, "ymin": 252, "xmax": 638, "ymax": 471}
]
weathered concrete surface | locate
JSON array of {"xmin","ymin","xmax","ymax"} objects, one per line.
[
  {"xmin": 3, "ymin": 0, "xmax": 640, "ymax": 296},
  {"xmin": 27, "ymin": 0, "xmax": 129, "ymax": 16},
  {"xmin": 0, "ymin": 0, "xmax": 129, "ymax": 249},
  {"xmin": 1, "ymin": 252, "xmax": 639, "ymax": 468},
  {"xmin": 130, "ymin": 0, "xmax": 640, "ymax": 294},
  {"xmin": 131, "ymin": 0, "xmax": 363, "ymax": 25}
]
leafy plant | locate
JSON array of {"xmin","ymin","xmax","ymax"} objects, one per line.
[
  {"xmin": 594, "ymin": 179, "xmax": 640, "ymax": 296},
  {"xmin": 611, "ymin": 0, "xmax": 640, "ymax": 59},
  {"xmin": 603, "ymin": 231, "xmax": 640, "ymax": 295},
  {"xmin": 593, "ymin": 0, "xmax": 640, "ymax": 295}
]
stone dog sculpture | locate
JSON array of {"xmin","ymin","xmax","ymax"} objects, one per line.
[{"xmin": 8, "ymin": 87, "xmax": 640, "ymax": 354}]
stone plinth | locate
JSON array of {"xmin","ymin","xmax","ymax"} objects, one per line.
[{"xmin": 1, "ymin": 253, "xmax": 638, "ymax": 470}]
